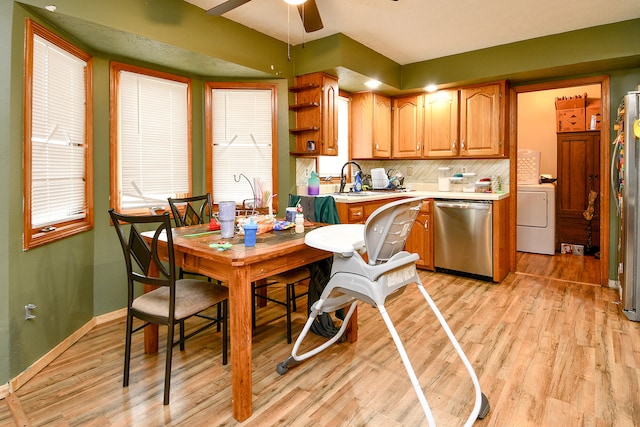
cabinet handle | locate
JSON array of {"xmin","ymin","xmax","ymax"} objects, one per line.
[
  {"xmin": 416, "ymin": 143, "xmax": 420, "ymax": 151},
  {"xmin": 352, "ymin": 211, "xmax": 362, "ymax": 217},
  {"xmin": 375, "ymin": 143, "xmax": 379, "ymax": 150},
  {"xmin": 424, "ymin": 219, "xmax": 429, "ymax": 231},
  {"xmin": 452, "ymin": 140, "xmax": 456, "ymax": 150},
  {"xmin": 461, "ymin": 139, "xmax": 465, "ymax": 150}
]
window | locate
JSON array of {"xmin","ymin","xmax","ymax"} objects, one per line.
[
  {"xmin": 23, "ymin": 19, "xmax": 93, "ymax": 250},
  {"xmin": 318, "ymin": 95, "xmax": 349, "ymax": 178},
  {"xmin": 205, "ymin": 83, "xmax": 277, "ymax": 208},
  {"xmin": 110, "ymin": 62, "xmax": 191, "ymax": 214}
]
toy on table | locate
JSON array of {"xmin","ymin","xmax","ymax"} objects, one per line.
[{"xmin": 209, "ymin": 242, "xmax": 232, "ymax": 251}]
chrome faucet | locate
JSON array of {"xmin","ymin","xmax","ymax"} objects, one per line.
[{"xmin": 339, "ymin": 161, "xmax": 362, "ymax": 193}]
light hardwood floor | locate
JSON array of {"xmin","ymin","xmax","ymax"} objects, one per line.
[{"xmin": 2, "ymin": 252, "xmax": 639, "ymax": 426}]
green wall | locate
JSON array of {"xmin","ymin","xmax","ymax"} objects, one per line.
[
  {"xmin": 0, "ymin": 1, "xmax": 14, "ymax": 386},
  {"xmin": 2, "ymin": 0, "xmax": 639, "ymax": 387}
]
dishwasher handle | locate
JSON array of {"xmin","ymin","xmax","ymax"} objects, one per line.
[{"xmin": 435, "ymin": 201, "xmax": 491, "ymax": 210}]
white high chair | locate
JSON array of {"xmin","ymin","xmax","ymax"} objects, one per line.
[{"xmin": 276, "ymin": 197, "xmax": 489, "ymax": 426}]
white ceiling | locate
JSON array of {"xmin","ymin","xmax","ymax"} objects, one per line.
[{"xmin": 184, "ymin": 0, "xmax": 640, "ymax": 65}]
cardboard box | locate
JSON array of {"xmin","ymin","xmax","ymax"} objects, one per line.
[
  {"xmin": 556, "ymin": 108, "xmax": 586, "ymax": 132},
  {"xmin": 561, "ymin": 243, "xmax": 573, "ymax": 254},
  {"xmin": 573, "ymin": 244, "xmax": 584, "ymax": 256},
  {"xmin": 555, "ymin": 93, "xmax": 587, "ymax": 110},
  {"xmin": 555, "ymin": 96, "xmax": 586, "ymax": 110},
  {"xmin": 585, "ymin": 99, "xmax": 602, "ymax": 130}
]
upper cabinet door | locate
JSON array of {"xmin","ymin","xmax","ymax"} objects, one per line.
[
  {"xmin": 422, "ymin": 90, "xmax": 459, "ymax": 158},
  {"xmin": 372, "ymin": 94, "xmax": 392, "ymax": 158},
  {"xmin": 321, "ymin": 75, "xmax": 339, "ymax": 156},
  {"xmin": 459, "ymin": 82, "xmax": 505, "ymax": 157},
  {"xmin": 351, "ymin": 92, "xmax": 391, "ymax": 159},
  {"xmin": 392, "ymin": 94, "xmax": 422, "ymax": 158}
]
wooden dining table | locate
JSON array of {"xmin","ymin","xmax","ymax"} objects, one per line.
[{"xmin": 144, "ymin": 222, "xmax": 333, "ymax": 422}]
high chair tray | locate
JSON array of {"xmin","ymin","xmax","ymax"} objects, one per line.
[{"xmin": 304, "ymin": 224, "xmax": 365, "ymax": 255}]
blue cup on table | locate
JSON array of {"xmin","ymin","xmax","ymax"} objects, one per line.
[{"xmin": 243, "ymin": 221, "xmax": 258, "ymax": 247}]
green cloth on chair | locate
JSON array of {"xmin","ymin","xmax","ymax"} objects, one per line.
[{"xmin": 288, "ymin": 195, "xmax": 340, "ymax": 225}]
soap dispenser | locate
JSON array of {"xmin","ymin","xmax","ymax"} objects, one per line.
[
  {"xmin": 307, "ymin": 171, "xmax": 320, "ymax": 195},
  {"xmin": 354, "ymin": 171, "xmax": 363, "ymax": 192}
]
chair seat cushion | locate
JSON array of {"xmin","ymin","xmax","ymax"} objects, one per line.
[{"xmin": 132, "ymin": 279, "xmax": 228, "ymax": 321}]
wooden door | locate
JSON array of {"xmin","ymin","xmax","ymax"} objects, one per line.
[
  {"xmin": 392, "ymin": 94, "xmax": 422, "ymax": 158},
  {"xmin": 556, "ymin": 131, "xmax": 600, "ymax": 249},
  {"xmin": 423, "ymin": 90, "xmax": 459, "ymax": 158},
  {"xmin": 460, "ymin": 83, "xmax": 503, "ymax": 157}
]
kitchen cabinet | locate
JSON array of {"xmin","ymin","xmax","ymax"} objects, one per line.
[
  {"xmin": 459, "ymin": 82, "xmax": 506, "ymax": 157},
  {"xmin": 351, "ymin": 91, "xmax": 391, "ymax": 159},
  {"xmin": 289, "ymin": 72, "xmax": 338, "ymax": 156},
  {"xmin": 336, "ymin": 197, "xmax": 402, "ymax": 224},
  {"xmin": 492, "ymin": 197, "xmax": 510, "ymax": 283},
  {"xmin": 405, "ymin": 199, "xmax": 434, "ymax": 270},
  {"xmin": 390, "ymin": 82, "xmax": 507, "ymax": 159},
  {"xmin": 392, "ymin": 94, "xmax": 423, "ymax": 158},
  {"xmin": 422, "ymin": 90, "xmax": 459, "ymax": 158},
  {"xmin": 556, "ymin": 131, "xmax": 600, "ymax": 250}
]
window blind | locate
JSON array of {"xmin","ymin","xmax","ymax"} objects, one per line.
[
  {"xmin": 119, "ymin": 71, "xmax": 189, "ymax": 209},
  {"xmin": 31, "ymin": 34, "xmax": 87, "ymax": 228},
  {"xmin": 212, "ymin": 89, "xmax": 273, "ymax": 205}
]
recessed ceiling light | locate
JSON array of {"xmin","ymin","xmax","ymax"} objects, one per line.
[
  {"xmin": 424, "ymin": 84, "xmax": 438, "ymax": 92},
  {"xmin": 284, "ymin": 0, "xmax": 307, "ymax": 5},
  {"xmin": 365, "ymin": 79, "xmax": 381, "ymax": 89},
  {"xmin": 45, "ymin": 5, "xmax": 56, "ymax": 12}
]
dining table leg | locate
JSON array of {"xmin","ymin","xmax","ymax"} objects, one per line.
[{"xmin": 229, "ymin": 265, "xmax": 253, "ymax": 421}]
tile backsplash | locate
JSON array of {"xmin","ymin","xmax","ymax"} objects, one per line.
[{"xmin": 296, "ymin": 157, "xmax": 509, "ymax": 190}]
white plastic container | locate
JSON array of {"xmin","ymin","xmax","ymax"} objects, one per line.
[
  {"xmin": 438, "ymin": 167, "xmax": 451, "ymax": 191},
  {"xmin": 371, "ymin": 168, "xmax": 389, "ymax": 189}
]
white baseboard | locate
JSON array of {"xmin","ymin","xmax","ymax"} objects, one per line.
[{"xmin": 1, "ymin": 308, "xmax": 126, "ymax": 399}]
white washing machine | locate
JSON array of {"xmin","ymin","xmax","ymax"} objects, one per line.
[{"xmin": 517, "ymin": 183, "xmax": 556, "ymax": 255}]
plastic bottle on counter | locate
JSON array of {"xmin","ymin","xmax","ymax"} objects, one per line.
[
  {"xmin": 307, "ymin": 171, "xmax": 320, "ymax": 195},
  {"xmin": 353, "ymin": 171, "xmax": 363, "ymax": 192},
  {"xmin": 295, "ymin": 213, "xmax": 304, "ymax": 233}
]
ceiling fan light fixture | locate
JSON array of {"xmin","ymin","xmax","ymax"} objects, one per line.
[{"xmin": 284, "ymin": 0, "xmax": 307, "ymax": 5}]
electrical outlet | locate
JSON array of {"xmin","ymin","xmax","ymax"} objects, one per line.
[{"xmin": 25, "ymin": 304, "xmax": 36, "ymax": 320}]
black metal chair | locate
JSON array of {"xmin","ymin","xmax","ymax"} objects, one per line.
[
  {"xmin": 168, "ymin": 193, "xmax": 212, "ymax": 228},
  {"xmin": 252, "ymin": 267, "xmax": 310, "ymax": 344},
  {"xmin": 109, "ymin": 209, "xmax": 228, "ymax": 405},
  {"xmin": 168, "ymin": 194, "xmax": 214, "ymax": 280}
]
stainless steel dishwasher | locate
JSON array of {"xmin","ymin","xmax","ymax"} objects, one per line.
[{"xmin": 434, "ymin": 200, "xmax": 493, "ymax": 279}]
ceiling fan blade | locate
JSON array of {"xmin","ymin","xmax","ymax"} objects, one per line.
[
  {"xmin": 297, "ymin": 0, "xmax": 324, "ymax": 33},
  {"xmin": 206, "ymin": 0, "xmax": 252, "ymax": 16}
]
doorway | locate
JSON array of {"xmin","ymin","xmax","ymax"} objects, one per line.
[{"xmin": 509, "ymin": 76, "xmax": 611, "ymax": 286}]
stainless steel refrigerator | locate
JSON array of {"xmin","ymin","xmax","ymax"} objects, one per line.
[{"xmin": 611, "ymin": 89, "xmax": 640, "ymax": 321}]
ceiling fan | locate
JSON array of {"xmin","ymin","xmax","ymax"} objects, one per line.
[{"xmin": 206, "ymin": 0, "xmax": 324, "ymax": 33}]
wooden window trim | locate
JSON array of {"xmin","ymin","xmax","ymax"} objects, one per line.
[
  {"xmin": 109, "ymin": 62, "xmax": 193, "ymax": 215},
  {"xmin": 204, "ymin": 82, "xmax": 278, "ymax": 210},
  {"xmin": 23, "ymin": 18, "xmax": 94, "ymax": 250}
]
